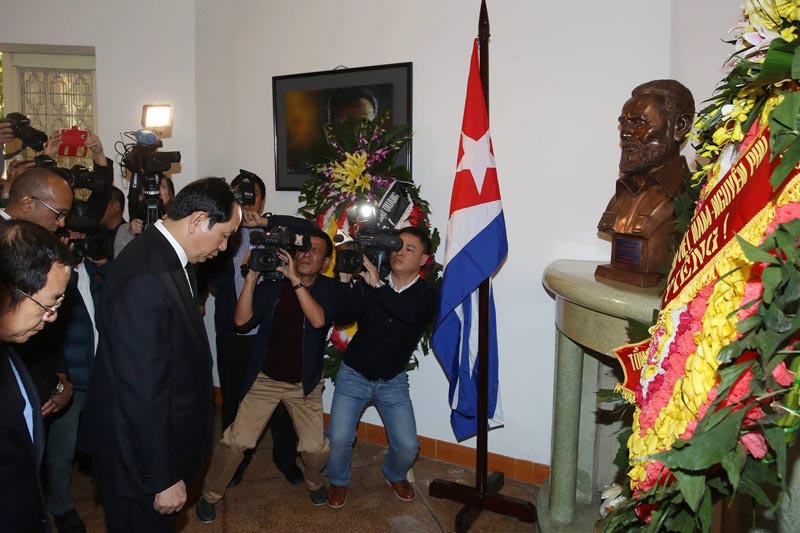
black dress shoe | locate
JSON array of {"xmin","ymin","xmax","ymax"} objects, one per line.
[
  {"xmin": 279, "ymin": 463, "xmax": 305, "ymax": 485},
  {"xmin": 195, "ymin": 498, "xmax": 216, "ymax": 523},
  {"xmin": 54, "ymin": 508, "xmax": 86, "ymax": 533}
]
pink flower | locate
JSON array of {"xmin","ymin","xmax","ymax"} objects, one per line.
[
  {"xmin": 739, "ymin": 280, "xmax": 764, "ymax": 321},
  {"xmin": 739, "ymin": 431, "xmax": 768, "ymax": 459},
  {"xmin": 765, "ymin": 202, "xmax": 800, "ymax": 235},
  {"xmin": 772, "ymin": 361, "xmax": 795, "ymax": 387}
]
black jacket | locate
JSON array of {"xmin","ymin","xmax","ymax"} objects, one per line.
[
  {"xmin": 80, "ymin": 225, "xmax": 213, "ymax": 497},
  {"xmin": 239, "ymin": 275, "xmax": 349, "ymax": 396},
  {"xmin": 344, "ymin": 277, "xmax": 438, "ymax": 380},
  {"xmin": 0, "ymin": 344, "xmax": 50, "ymax": 532}
]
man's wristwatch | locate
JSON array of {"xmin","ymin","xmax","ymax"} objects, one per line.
[
  {"xmin": 293, "ymin": 281, "xmax": 305, "ymax": 290},
  {"xmin": 53, "ymin": 380, "xmax": 65, "ymax": 395}
]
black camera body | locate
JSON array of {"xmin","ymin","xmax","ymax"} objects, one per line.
[
  {"xmin": 2, "ymin": 112, "xmax": 48, "ymax": 153},
  {"xmin": 121, "ymin": 137, "xmax": 181, "ymax": 228},
  {"xmin": 335, "ymin": 227, "xmax": 402, "ymax": 279},
  {"xmin": 236, "ymin": 169, "xmax": 258, "ymax": 206},
  {"xmin": 246, "ymin": 227, "xmax": 311, "ymax": 281},
  {"xmin": 55, "ymin": 163, "xmax": 114, "ymax": 261}
]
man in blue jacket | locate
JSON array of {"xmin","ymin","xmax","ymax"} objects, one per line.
[{"xmin": 197, "ymin": 229, "xmax": 349, "ymax": 522}]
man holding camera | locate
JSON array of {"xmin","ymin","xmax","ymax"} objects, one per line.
[
  {"xmin": 203, "ymin": 170, "xmax": 312, "ymax": 487},
  {"xmin": 326, "ymin": 226, "xmax": 438, "ymax": 508},
  {"xmin": 81, "ymin": 178, "xmax": 241, "ymax": 532},
  {"xmin": 196, "ymin": 228, "xmax": 348, "ymax": 522}
]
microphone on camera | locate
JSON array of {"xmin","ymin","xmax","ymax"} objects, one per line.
[{"xmin": 134, "ymin": 129, "xmax": 159, "ymax": 145}]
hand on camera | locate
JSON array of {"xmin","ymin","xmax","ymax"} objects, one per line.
[
  {"xmin": 86, "ymin": 131, "xmax": 108, "ymax": 166},
  {"xmin": 241, "ymin": 211, "xmax": 268, "ymax": 228},
  {"xmin": 276, "ymin": 248, "xmax": 299, "ymax": 284},
  {"xmin": 8, "ymin": 160, "xmax": 35, "ymax": 181},
  {"xmin": 129, "ymin": 219, "xmax": 144, "ymax": 236},
  {"xmin": 0, "ymin": 122, "xmax": 14, "ymax": 145},
  {"xmin": 43, "ymin": 130, "xmax": 61, "ymax": 158},
  {"xmin": 358, "ymin": 256, "xmax": 381, "ymax": 288},
  {"xmin": 241, "ymin": 250, "xmax": 260, "ymax": 281}
]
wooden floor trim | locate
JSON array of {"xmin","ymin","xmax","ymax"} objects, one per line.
[{"xmin": 323, "ymin": 412, "xmax": 550, "ymax": 486}]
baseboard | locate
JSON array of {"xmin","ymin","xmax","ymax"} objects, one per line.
[
  {"xmin": 322, "ymin": 412, "xmax": 550, "ymax": 486},
  {"xmin": 212, "ymin": 386, "xmax": 550, "ymax": 486}
]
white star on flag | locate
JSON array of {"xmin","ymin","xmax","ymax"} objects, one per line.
[{"xmin": 456, "ymin": 130, "xmax": 495, "ymax": 193}]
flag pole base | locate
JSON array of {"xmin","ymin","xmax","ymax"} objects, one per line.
[{"xmin": 429, "ymin": 471, "xmax": 539, "ymax": 532}]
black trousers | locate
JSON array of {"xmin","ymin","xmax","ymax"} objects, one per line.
[
  {"xmin": 216, "ymin": 333, "xmax": 298, "ymax": 470},
  {"xmin": 102, "ymin": 486, "xmax": 176, "ymax": 533}
]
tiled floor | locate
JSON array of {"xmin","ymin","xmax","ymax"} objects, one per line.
[{"xmin": 70, "ymin": 424, "xmax": 540, "ymax": 532}]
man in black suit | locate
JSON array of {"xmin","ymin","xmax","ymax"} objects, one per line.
[
  {"xmin": 81, "ymin": 177, "xmax": 241, "ymax": 532},
  {"xmin": 0, "ymin": 220, "xmax": 75, "ymax": 533}
]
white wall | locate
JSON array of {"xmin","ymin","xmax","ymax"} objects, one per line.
[
  {"xmin": 195, "ymin": 0, "xmax": 673, "ymax": 464},
  {"xmin": 0, "ymin": 0, "xmax": 198, "ymax": 192}
]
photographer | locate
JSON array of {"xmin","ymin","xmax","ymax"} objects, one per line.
[
  {"xmin": 326, "ymin": 226, "xmax": 438, "ymax": 509},
  {"xmin": 113, "ymin": 176, "xmax": 174, "ymax": 257},
  {"xmin": 202, "ymin": 170, "xmax": 312, "ymax": 487},
  {"xmin": 196, "ymin": 229, "xmax": 349, "ymax": 522}
]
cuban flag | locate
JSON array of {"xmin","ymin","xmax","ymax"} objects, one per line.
[{"xmin": 432, "ymin": 39, "xmax": 507, "ymax": 441}]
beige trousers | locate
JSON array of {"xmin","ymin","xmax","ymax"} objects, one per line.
[{"xmin": 202, "ymin": 373, "xmax": 329, "ymax": 502}]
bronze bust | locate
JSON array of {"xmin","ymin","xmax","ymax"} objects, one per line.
[{"xmin": 596, "ymin": 79, "xmax": 694, "ymax": 287}]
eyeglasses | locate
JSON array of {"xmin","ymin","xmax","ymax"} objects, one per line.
[
  {"xmin": 13, "ymin": 287, "xmax": 64, "ymax": 319},
  {"xmin": 31, "ymin": 196, "xmax": 69, "ymax": 221}
]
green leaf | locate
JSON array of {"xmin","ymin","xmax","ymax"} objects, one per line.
[
  {"xmin": 762, "ymin": 266, "xmax": 782, "ymax": 304},
  {"xmin": 720, "ymin": 445, "xmax": 747, "ymax": 490},
  {"xmin": 769, "ymin": 91, "xmax": 800, "ymax": 156},
  {"xmin": 770, "ymin": 139, "xmax": 800, "ymax": 190},
  {"xmin": 656, "ymin": 408, "xmax": 747, "ymax": 471},
  {"xmin": 763, "ymin": 306, "xmax": 794, "ymax": 333},
  {"xmin": 626, "ymin": 316, "xmax": 652, "ymax": 343},
  {"xmin": 736, "ymin": 234, "xmax": 779, "ymax": 264},
  {"xmin": 763, "ymin": 425, "xmax": 788, "ymax": 488},
  {"xmin": 792, "ymin": 42, "xmax": 800, "ymax": 78},
  {"xmin": 698, "ymin": 489, "xmax": 713, "ymax": 533},
  {"xmin": 756, "ymin": 39, "xmax": 800, "ymax": 86},
  {"xmin": 672, "ymin": 470, "xmax": 706, "ymax": 512}
]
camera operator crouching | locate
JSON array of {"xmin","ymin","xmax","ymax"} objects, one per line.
[
  {"xmin": 326, "ymin": 226, "xmax": 439, "ymax": 509},
  {"xmin": 200, "ymin": 170, "xmax": 313, "ymax": 489},
  {"xmin": 196, "ymin": 226, "xmax": 352, "ymax": 522}
]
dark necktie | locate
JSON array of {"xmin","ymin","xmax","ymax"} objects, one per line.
[{"xmin": 185, "ymin": 263, "xmax": 198, "ymax": 301}]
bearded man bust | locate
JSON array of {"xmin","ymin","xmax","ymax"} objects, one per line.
[{"xmin": 596, "ymin": 79, "xmax": 695, "ymax": 287}]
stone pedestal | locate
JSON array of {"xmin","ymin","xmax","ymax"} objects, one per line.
[{"xmin": 541, "ymin": 259, "xmax": 661, "ymax": 525}]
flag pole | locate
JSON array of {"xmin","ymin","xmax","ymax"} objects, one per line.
[{"xmin": 429, "ymin": 1, "xmax": 538, "ymax": 530}]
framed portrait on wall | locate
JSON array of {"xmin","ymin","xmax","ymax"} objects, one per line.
[{"xmin": 272, "ymin": 62, "xmax": 412, "ymax": 191}]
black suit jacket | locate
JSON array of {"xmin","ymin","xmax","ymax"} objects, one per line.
[
  {"xmin": 81, "ymin": 225, "xmax": 213, "ymax": 497},
  {"xmin": 0, "ymin": 344, "xmax": 50, "ymax": 532}
]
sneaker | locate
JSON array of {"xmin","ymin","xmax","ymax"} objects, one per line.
[
  {"xmin": 327, "ymin": 484, "xmax": 347, "ymax": 509},
  {"xmin": 54, "ymin": 508, "xmax": 86, "ymax": 533},
  {"xmin": 195, "ymin": 498, "xmax": 216, "ymax": 523},
  {"xmin": 309, "ymin": 485, "xmax": 328, "ymax": 506},
  {"xmin": 386, "ymin": 479, "xmax": 415, "ymax": 502}
]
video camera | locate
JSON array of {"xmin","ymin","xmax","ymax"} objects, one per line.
[
  {"xmin": 52, "ymin": 159, "xmax": 114, "ymax": 261},
  {"xmin": 333, "ymin": 181, "xmax": 412, "ymax": 279},
  {"xmin": 117, "ymin": 130, "xmax": 181, "ymax": 228},
  {"xmin": 236, "ymin": 169, "xmax": 259, "ymax": 206},
  {"xmin": 1, "ymin": 112, "xmax": 48, "ymax": 156},
  {"xmin": 246, "ymin": 227, "xmax": 311, "ymax": 281}
]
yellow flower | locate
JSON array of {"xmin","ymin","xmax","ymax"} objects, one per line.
[
  {"xmin": 781, "ymin": 26, "xmax": 798, "ymax": 42},
  {"xmin": 331, "ymin": 151, "xmax": 371, "ymax": 195}
]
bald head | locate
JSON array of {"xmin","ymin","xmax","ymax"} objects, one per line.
[{"xmin": 6, "ymin": 168, "xmax": 73, "ymax": 232}]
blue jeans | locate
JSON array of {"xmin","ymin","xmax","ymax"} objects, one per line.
[
  {"xmin": 327, "ymin": 362, "xmax": 419, "ymax": 486},
  {"xmin": 46, "ymin": 389, "xmax": 87, "ymax": 516}
]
